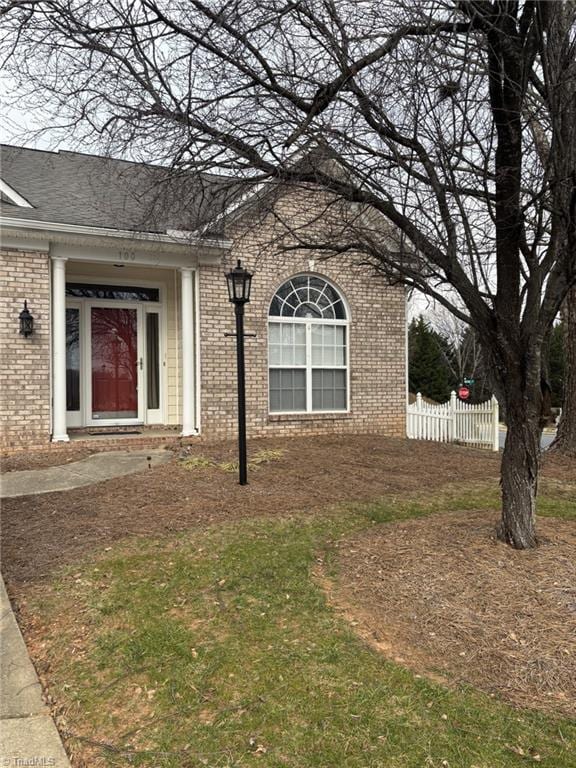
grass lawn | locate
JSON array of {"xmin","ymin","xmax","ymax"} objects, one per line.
[{"xmin": 21, "ymin": 476, "xmax": 576, "ymax": 768}]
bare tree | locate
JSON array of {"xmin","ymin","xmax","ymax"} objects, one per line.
[
  {"xmin": 1, "ymin": 0, "xmax": 575, "ymax": 548},
  {"xmin": 429, "ymin": 304, "xmax": 486, "ymax": 391}
]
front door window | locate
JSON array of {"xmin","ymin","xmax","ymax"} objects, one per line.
[
  {"xmin": 91, "ymin": 307, "xmax": 138, "ymax": 420},
  {"xmin": 146, "ymin": 312, "xmax": 160, "ymax": 411},
  {"xmin": 66, "ymin": 307, "xmax": 81, "ymax": 412}
]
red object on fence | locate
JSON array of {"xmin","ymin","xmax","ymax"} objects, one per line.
[{"xmin": 458, "ymin": 385, "xmax": 470, "ymax": 401}]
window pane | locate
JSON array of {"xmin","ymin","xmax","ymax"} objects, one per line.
[
  {"xmin": 334, "ymin": 387, "xmax": 347, "ymax": 409},
  {"xmin": 312, "ymin": 369, "xmax": 347, "ymax": 411},
  {"xmin": 334, "ymin": 345, "xmax": 346, "ymax": 365},
  {"xmin": 293, "ymin": 387, "xmax": 306, "ymax": 411},
  {"xmin": 296, "ymin": 287, "xmax": 308, "ymax": 303},
  {"xmin": 281, "ymin": 391, "xmax": 293, "ymax": 410},
  {"xmin": 66, "ymin": 308, "xmax": 80, "ymax": 411},
  {"xmin": 323, "ymin": 346, "xmax": 335, "ymax": 365},
  {"xmin": 270, "ymin": 389, "xmax": 281, "ymax": 411},
  {"xmin": 270, "ymin": 369, "xmax": 280, "ymax": 388},
  {"xmin": 269, "ymin": 296, "xmax": 282, "ymax": 316},
  {"xmin": 311, "ymin": 324, "xmax": 346, "ymax": 367},
  {"xmin": 146, "ymin": 313, "xmax": 160, "ymax": 410},
  {"xmin": 270, "ymin": 369, "xmax": 306, "ymax": 412},
  {"xmin": 312, "ymin": 387, "xmax": 322, "ymax": 411},
  {"xmin": 332, "ymin": 300, "xmax": 346, "ymax": 319},
  {"xmin": 295, "ymin": 302, "xmax": 322, "ymax": 318},
  {"xmin": 294, "ymin": 344, "xmax": 306, "ymax": 365},
  {"xmin": 294, "ymin": 324, "xmax": 306, "ymax": 344},
  {"xmin": 323, "ymin": 326, "xmax": 335, "ymax": 344},
  {"xmin": 281, "ymin": 344, "xmax": 295, "ymax": 365},
  {"xmin": 269, "ymin": 276, "xmax": 347, "ymax": 320},
  {"xmin": 269, "ymin": 323, "xmax": 281, "ymax": 343},
  {"xmin": 270, "ymin": 322, "xmax": 306, "ymax": 366},
  {"xmin": 309, "ymin": 277, "xmax": 326, "ymax": 292},
  {"xmin": 66, "ymin": 283, "xmax": 159, "ymax": 302},
  {"xmin": 334, "ymin": 370, "xmax": 346, "ymax": 388},
  {"xmin": 269, "ymin": 344, "xmax": 281, "ymax": 365},
  {"xmin": 311, "ymin": 324, "xmax": 322, "ymax": 365}
]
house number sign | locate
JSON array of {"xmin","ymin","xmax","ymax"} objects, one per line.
[{"xmin": 117, "ymin": 248, "xmax": 137, "ymax": 262}]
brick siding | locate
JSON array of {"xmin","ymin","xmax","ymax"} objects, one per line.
[
  {"xmin": 0, "ymin": 248, "xmax": 51, "ymax": 450},
  {"xmin": 0, "ymin": 187, "xmax": 406, "ymax": 454},
  {"xmin": 198, "ymin": 188, "xmax": 407, "ymax": 440}
]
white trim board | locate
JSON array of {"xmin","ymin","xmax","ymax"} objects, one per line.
[
  {"xmin": 0, "ymin": 179, "xmax": 34, "ymax": 208},
  {"xmin": 0, "ymin": 215, "xmax": 231, "ymax": 251},
  {"xmin": 0, "ymin": 234, "xmax": 221, "ymax": 269},
  {"xmin": 51, "ymin": 241, "xmax": 202, "ymax": 269}
]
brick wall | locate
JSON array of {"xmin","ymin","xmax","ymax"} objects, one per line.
[
  {"xmin": 198, "ymin": 188, "xmax": 407, "ymax": 440},
  {"xmin": 0, "ymin": 248, "xmax": 51, "ymax": 450},
  {"xmin": 0, "ymin": 186, "xmax": 406, "ymax": 454}
]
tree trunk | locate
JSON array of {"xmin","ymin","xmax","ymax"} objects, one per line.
[
  {"xmin": 498, "ymin": 413, "xmax": 541, "ymax": 548},
  {"xmin": 550, "ymin": 286, "xmax": 576, "ymax": 456}
]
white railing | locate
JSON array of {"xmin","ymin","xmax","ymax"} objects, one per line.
[{"xmin": 407, "ymin": 392, "xmax": 499, "ymax": 452}]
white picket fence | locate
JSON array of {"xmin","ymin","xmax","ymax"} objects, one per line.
[{"xmin": 407, "ymin": 392, "xmax": 499, "ymax": 452}]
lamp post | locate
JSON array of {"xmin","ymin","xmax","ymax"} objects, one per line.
[{"xmin": 225, "ymin": 259, "xmax": 253, "ymax": 485}]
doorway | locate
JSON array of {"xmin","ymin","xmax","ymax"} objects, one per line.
[{"xmin": 65, "ymin": 282, "xmax": 164, "ymax": 428}]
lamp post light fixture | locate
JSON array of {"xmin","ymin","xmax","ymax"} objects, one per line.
[
  {"xmin": 225, "ymin": 260, "xmax": 253, "ymax": 486},
  {"xmin": 19, "ymin": 300, "xmax": 34, "ymax": 337}
]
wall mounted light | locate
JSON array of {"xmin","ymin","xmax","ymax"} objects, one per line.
[{"xmin": 19, "ymin": 300, "xmax": 34, "ymax": 338}]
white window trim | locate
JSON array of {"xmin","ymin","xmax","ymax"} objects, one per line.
[
  {"xmin": 268, "ymin": 317, "xmax": 350, "ymax": 415},
  {"xmin": 268, "ymin": 269, "xmax": 351, "ymax": 418}
]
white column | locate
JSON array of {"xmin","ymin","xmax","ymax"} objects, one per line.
[
  {"xmin": 52, "ymin": 256, "xmax": 69, "ymax": 442},
  {"xmin": 180, "ymin": 267, "xmax": 195, "ymax": 436}
]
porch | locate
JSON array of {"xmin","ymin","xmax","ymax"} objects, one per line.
[{"xmin": 50, "ymin": 240, "xmax": 211, "ymax": 444}]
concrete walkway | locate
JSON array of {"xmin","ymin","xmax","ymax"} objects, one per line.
[
  {"xmin": 1, "ymin": 448, "xmax": 173, "ymax": 498},
  {"xmin": 0, "ymin": 577, "xmax": 71, "ymax": 767}
]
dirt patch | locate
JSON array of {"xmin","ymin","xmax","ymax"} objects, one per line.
[
  {"xmin": 1, "ymin": 447, "xmax": 95, "ymax": 472},
  {"xmin": 329, "ymin": 510, "xmax": 576, "ymax": 716}
]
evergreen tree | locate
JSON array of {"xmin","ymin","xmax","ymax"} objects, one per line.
[{"xmin": 408, "ymin": 316, "xmax": 453, "ymax": 402}]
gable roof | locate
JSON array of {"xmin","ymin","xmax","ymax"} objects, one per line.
[{"xmin": 0, "ymin": 145, "xmax": 240, "ymax": 235}]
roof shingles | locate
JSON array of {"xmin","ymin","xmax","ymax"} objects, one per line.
[{"xmin": 0, "ymin": 145, "xmax": 236, "ymax": 234}]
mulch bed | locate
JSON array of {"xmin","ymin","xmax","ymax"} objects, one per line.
[
  {"xmin": 328, "ymin": 510, "xmax": 576, "ymax": 717},
  {"xmin": 2, "ymin": 435, "xmax": 573, "ymax": 592},
  {"xmin": 1, "ymin": 435, "xmax": 507, "ymax": 587},
  {"xmin": 1, "ymin": 447, "xmax": 95, "ymax": 473}
]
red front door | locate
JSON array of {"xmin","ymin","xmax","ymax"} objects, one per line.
[{"xmin": 91, "ymin": 307, "xmax": 139, "ymax": 419}]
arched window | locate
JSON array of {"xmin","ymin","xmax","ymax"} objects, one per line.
[{"xmin": 268, "ymin": 275, "xmax": 349, "ymax": 413}]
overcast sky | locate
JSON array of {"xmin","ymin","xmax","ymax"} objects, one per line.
[
  {"xmin": 1, "ymin": 80, "xmax": 433, "ymax": 321},
  {"xmin": 1, "ymin": 75, "xmax": 74, "ymax": 151}
]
